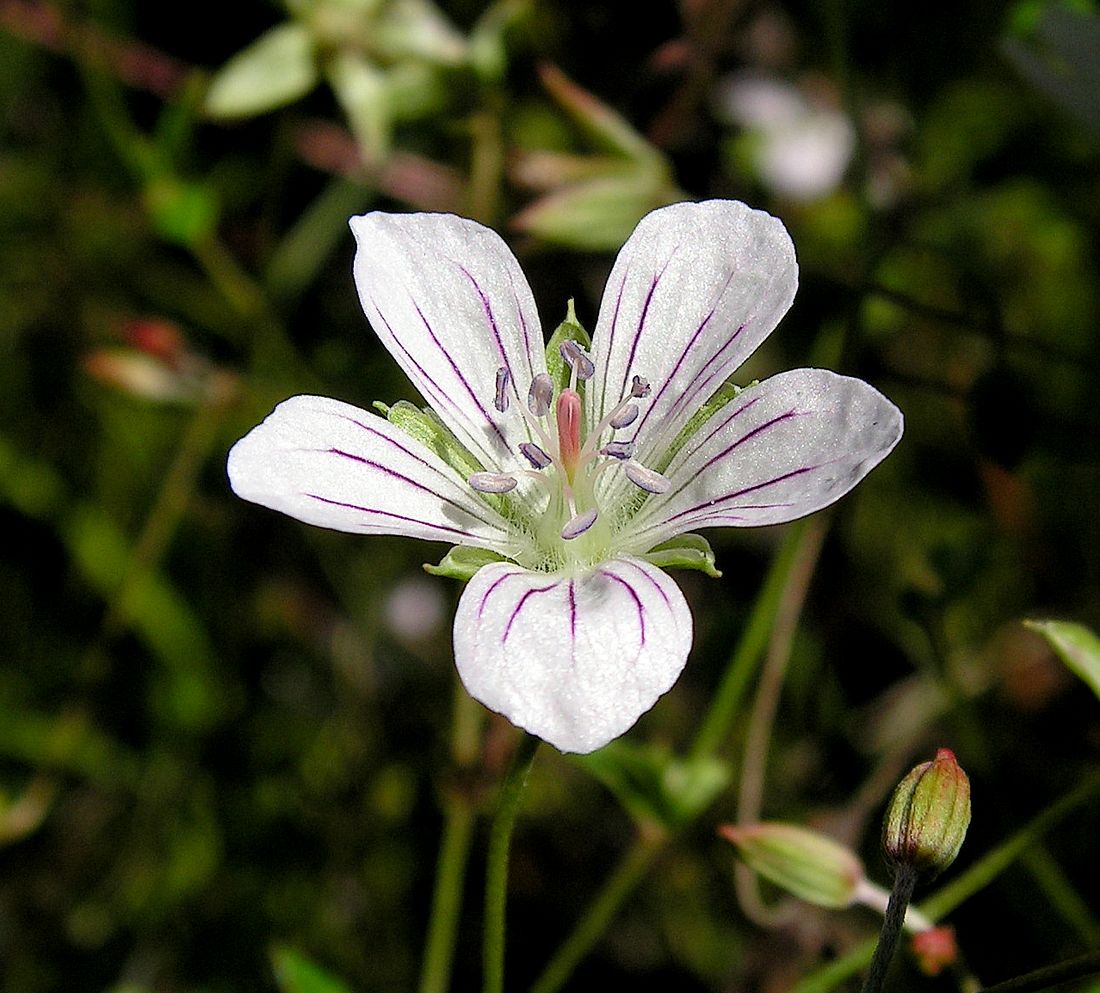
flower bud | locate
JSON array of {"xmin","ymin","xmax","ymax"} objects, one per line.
[
  {"xmin": 882, "ymin": 749, "xmax": 971, "ymax": 878},
  {"xmin": 719, "ymin": 822, "xmax": 866, "ymax": 909},
  {"xmin": 910, "ymin": 925, "xmax": 958, "ymax": 976}
]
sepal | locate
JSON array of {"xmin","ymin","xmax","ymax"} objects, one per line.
[
  {"xmin": 544, "ymin": 300, "xmax": 592, "ymax": 394},
  {"xmin": 642, "ymin": 533, "xmax": 722, "ymax": 578},
  {"xmin": 424, "ymin": 545, "xmax": 507, "ymax": 582},
  {"xmin": 373, "ymin": 400, "xmax": 484, "ymax": 478}
]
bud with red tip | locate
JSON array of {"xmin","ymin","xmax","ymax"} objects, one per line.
[{"xmin": 883, "ymin": 748, "xmax": 971, "ymax": 879}]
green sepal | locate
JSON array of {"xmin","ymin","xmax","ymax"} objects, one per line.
[
  {"xmin": 654, "ymin": 377, "xmax": 756, "ymax": 474},
  {"xmin": 574, "ymin": 740, "xmax": 730, "ymax": 831},
  {"xmin": 373, "ymin": 400, "xmax": 484, "ymax": 478},
  {"xmin": 423, "ymin": 545, "xmax": 507, "ymax": 582},
  {"xmin": 642, "ymin": 533, "xmax": 722, "ymax": 578},
  {"xmin": 544, "ymin": 300, "xmax": 592, "ymax": 394},
  {"xmin": 270, "ymin": 944, "xmax": 353, "ymax": 993}
]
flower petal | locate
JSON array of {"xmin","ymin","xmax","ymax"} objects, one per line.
[
  {"xmin": 586, "ymin": 200, "xmax": 798, "ymax": 469},
  {"xmin": 350, "ymin": 212, "xmax": 545, "ymax": 471},
  {"xmin": 454, "ymin": 556, "xmax": 692, "ymax": 754},
  {"xmin": 227, "ymin": 395, "xmax": 520, "ymax": 555},
  {"xmin": 626, "ymin": 369, "xmax": 903, "ymax": 549}
]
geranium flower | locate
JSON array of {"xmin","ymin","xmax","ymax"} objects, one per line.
[{"xmin": 228, "ymin": 200, "xmax": 902, "ymax": 753}]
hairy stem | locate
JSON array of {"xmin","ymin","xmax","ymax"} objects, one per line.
[{"xmin": 862, "ymin": 867, "xmax": 918, "ymax": 993}]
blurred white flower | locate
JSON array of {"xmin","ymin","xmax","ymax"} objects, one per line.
[{"xmin": 716, "ymin": 75, "xmax": 856, "ymax": 201}]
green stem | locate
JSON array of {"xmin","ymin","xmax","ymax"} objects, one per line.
[
  {"xmin": 975, "ymin": 950, "xmax": 1100, "ymax": 993},
  {"xmin": 690, "ymin": 522, "xmax": 807, "ymax": 760},
  {"xmin": 483, "ymin": 733, "xmax": 540, "ymax": 993},
  {"xmin": 861, "ymin": 867, "xmax": 918, "ymax": 993},
  {"xmin": 418, "ymin": 687, "xmax": 485, "ymax": 993},
  {"xmin": 529, "ymin": 833, "xmax": 663, "ymax": 993}
]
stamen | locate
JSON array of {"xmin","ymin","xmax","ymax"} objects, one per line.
[
  {"xmin": 469, "ymin": 472, "xmax": 518, "ymax": 494},
  {"xmin": 559, "ymin": 340, "xmax": 595, "ymax": 381},
  {"xmin": 519, "ymin": 441, "xmax": 552, "ymax": 469},
  {"xmin": 624, "ymin": 460, "xmax": 671, "ymax": 494},
  {"xmin": 561, "ymin": 508, "xmax": 598, "ymax": 540},
  {"xmin": 494, "ymin": 367, "xmax": 510, "ymax": 413},
  {"xmin": 630, "ymin": 375, "xmax": 651, "ymax": 398},
  {"xmin": 600, "ymin": 441, "xmax": 634, "ymax": 460},
  {"xmin": 609, "ymin": 403, "xmax": 638, "ymax": 429},
  {"xmin": 527, "ymin": 373, "xmax": 553, "ymax": 417}
]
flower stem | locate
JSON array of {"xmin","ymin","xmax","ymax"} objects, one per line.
[
  {"xmin": 975, "ymin": 950, "xmax": 1100, "ymax": 993},
  {"xmin": 528, "ymin": 832, "xmax": 663, "ymax": 993},
  {"xmin": 482, "ymin": 732, "xmax": 540, "ymax": 993},
  {"xmin": 861, "ymin": 866, "xmax": 918, "ymax": 993},
  {"xmin": 418, "ymin": 685, "xmax": 485, "ymax": 993}
]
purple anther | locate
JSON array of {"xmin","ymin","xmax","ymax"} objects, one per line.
[
  {"xmin": 468, "ymin": 472, "xmax": 518, "ymax": 494},
  {"xmin": 600, "ymin": 441, "xmax": 635, "ymax": 460},
  {"xmin": 561, "ymin": 508, "xmax": 598, "ymax": 540},
  {"xmin": 609, "ymin": 403, "xmax": 638, "ymax": 429},
  {"xmin": 630, "ymin": 375, "xmax": 651, "ymax": 398},
  {"xmin": 527, "ymin": 373, "xmax": 554, "ymax": 416},
  {"xmin": 624, "ymin": 460, "xmax": 671, "ymax": 494},
  {"xmin": 519, "ymin": 442, "xmax": 552, "ymax": 469},
  {"xmin": 494, "ymin": 366, "xmax": 510, "ymax": 413},
  {"xmin": 559, "ymin": 340, "xmax": 595, "ymax": 381}
]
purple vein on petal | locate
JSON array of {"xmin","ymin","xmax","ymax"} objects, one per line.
[
  {"xmin": 335, "ymin": 414, "xmax": 500, "ymax": 528},
  {"xmin": 413, "ymin": 300, "xmax": 509, "ymax": 450},
  {"xmin": 304, "ymin": 494, "xmax": 483, "ymax": 539},
  {"xmin": 599, "ymin": 569, "xmax": 646, "ymax": 648},
  {"xmin": 620, "ymin": 559, "xmax": 671, "ymax": 609},
  {"xmin": 373, "ymin": 305, "xmax": 460, "ymax": 431},
  {"xmin": 616, "ymin": 248, "xmax": 678, "ymax": 407},
  {"xmin": 509, "ymin": 272, "xmax": 537, "ymax": 384},
  {"xmin": 597, "ymin": 265, "xmax": 632, "ymax": 419},
  {"xmin": 698, "ymin": 409, "xmax": 804, "ymax": 473},
  {"xmin": 663, "ymin": 394, "xmax": 763, "ymax": 473},
  {"xmin": 626, "ymin": 265, "xmax": 740, "ymax": 445},
  {"xmin": 326, "ymin": 448, "xmax": 493, "ymax": 526},
  {"xmin": 502, "ymin": 584, "xmax": 557, "ymax": 643},
  {"xmin": 659, "ymin": 464, "xmax": 821, "ymax": 527},
  {"xmin": 478, "ymin": 570, "xmax": 515, "ymax": 619},
  {"xmin": 568, "ymin": 579, "xmax": 577, "ymax": 640}
]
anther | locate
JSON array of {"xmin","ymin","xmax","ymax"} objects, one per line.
[
  {"xmin": 469, "ymin": 472, "xmax": 518, "ymax": 494},
  {"xmin": 527, "ymin": 373, "xmax": 553, "ymax": 417},
  {"xmin": 494, "ymin": 367, "xmax": 510, "ymax": 413},
  {"xmin": 561, "ymin": 508, "xmax": 598, "ymax": 540},
  {"xmin": 609, "ymin": 403, "xmax": 638, "ymax": 429},
  {"xmin": 560, "ymin": 340, "xmax": 595, "ymax": 381},
  {"xmin": 600, "ymin": 441, "xmax": 635, "ymax": 460},
  {"xmin": 624, "ymin": 460, "xmax": 671, "ymax": 494},
  {"xmin": 630, "ymin": 375, "xmax": 651, "ymax": 398},
  {"xmin": 519, "ymin": 442, "xmax": 552, "ymax": 469}
]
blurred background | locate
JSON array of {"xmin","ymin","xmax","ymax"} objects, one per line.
[{"xmin": 2, "ymin": 0, "xmax": 1099, "ymax": 990}]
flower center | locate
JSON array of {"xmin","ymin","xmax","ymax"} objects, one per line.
[{"xmin": 467, "ymin": 339, "xmax": 670, "ymax": 571}]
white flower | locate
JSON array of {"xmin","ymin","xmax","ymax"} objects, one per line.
[
  {"xmin": 228, "ymin": 200, "xmax": 902, "ymax": 753},
  {"xmin": 715, "ymin": 75, "xmax": 856, "ymax": 201}
]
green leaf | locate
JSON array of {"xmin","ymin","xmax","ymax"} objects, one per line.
[
  {"xmin": 270, "ymin": 946, "xmax": 353, "ymax": 993},
  {"xmin": 327, "ymin": 50, "xmax": 390, "ymax": 166},
  {"xmin": 575, "ymin": 740, "xmax": 730, "ymax": 830},
  {"xmin": 654, "ymin": 377, "xmax": 752, "ymax": 474},
  {"xmin": 143, "ymin": 176, "xmax": 219, "ymax": 247},
  {"xmin": 543, "ymin": 300, "xmax": 592, "ymax": 394},
  {"xmin": 1024, "ymin": 619, "xmax": 1100, "ymax": 702},
  {"xmin": 424, "ymin": 545, "xmax": 507, "ymax": 581},
  {"xmin": 205, "ymin": 23, "xmax": 319, "ymax": 119},
  {"xmin": 642, "ymin": 534, "xmax": 722, "ymax": 578}
]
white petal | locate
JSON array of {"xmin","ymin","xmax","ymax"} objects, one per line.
[
  {"xmin": 627, "ymin": 369, "xmax": 903, "ymax": 549},
  {"xmin": 227, "ymin": 394, "xmax": 519, "ymax": 554},
  {"xmin": 586, "ymin": 200, "xmax": 798, "ymax": 479},
  {"xmin": 350, "ymin": 212, "xmax": 545, "ymax": 471},
  {"xmin": 454, "ymin": 556, "xmax": 692, "ymax": 754}
]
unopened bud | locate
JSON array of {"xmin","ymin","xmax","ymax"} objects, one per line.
[
  {"xmin": 719, "ymin": 822, "xmax": 865, "ymax": 909},
  {"xmin": 883, "ymin": 749, "xmax": 971, "ymax": 878}
]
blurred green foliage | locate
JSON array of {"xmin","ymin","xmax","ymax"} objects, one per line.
[{"xmin": 1, "ymin": 0, "xmax": 1099, "ymax": 991}]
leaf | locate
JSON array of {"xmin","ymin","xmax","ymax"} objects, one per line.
[
  {"xmin": 327, "ymin": 50, "xmax": 390, "ymax": 166},
  {"xmin": 642, "ymin": 534, "xmax": 722, "ymax": 578},
  {"xmin": 575, "ymin": 740, "xmax": 730, "ymax": 830},
  {"xmin": 270, "ymin": 946, "xmax": 354, "ymax": 993},
  {"xmin": 205, "ymin": 23, "xmax": 319, "ymax": 119},
  {"xmin": 1024, "ymin": 619, "xmax": 1100, "ymax": 701}
]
